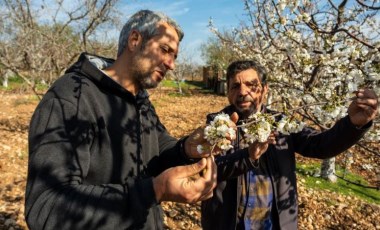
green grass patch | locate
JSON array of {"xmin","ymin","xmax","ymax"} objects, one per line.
[
  {"xmin": 1, "ymin": 75, "xmax": 49, "ymax": 92},
  {"xmin": 9, "ymin": 75, "xmax": 24, "ymax": 83},
  {"xmin": 1, "ymin": 77, "xmax": 24, "ymax": 91},
  {"xmin": 35, "ymin": 82, "xmax": 49, "ymax": 91},
  {"xmin": 161, "ymin": 79, "xmax": 179, "ymax": 88},
  {"xmin": 296, "ymin": 163, "xmax": 380, "ymax": 205},
  {"xmin": 159, "ymin": 80, "xmax": 210, "ymax": 97},
  {"xmin": 161, "ymin": 79, "xmax": 205, "ymax": 89}
]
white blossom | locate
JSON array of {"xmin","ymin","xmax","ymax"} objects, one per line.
[
  {"xmin": 204, "ymin": 113, "xmax": 235, "ymax": 152},
  {"xmin": 197, "ymin": 145, "xmax": 204, "ymax": 154},
  {"xmin": 276, "ymin": 117, "xmax": 305, "ymax": 135}
]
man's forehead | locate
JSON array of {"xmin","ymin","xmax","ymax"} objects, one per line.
[
  {"xmin": 230, "ymin": 69, "xmax": 260, "ymax": 82},
  {"xmin": 155, "ymin": 22, "xmax": 180, "ymax": 41}
]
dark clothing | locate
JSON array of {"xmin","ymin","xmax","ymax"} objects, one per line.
[
  {"xmin": 201, "ymin": 105, "xmax": 370, "ymax": 230},
  {"xmin": 25, "ymin": 53, "xmax": 189, "ymax": 230}
]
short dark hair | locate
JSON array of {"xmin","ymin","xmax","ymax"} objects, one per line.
[{"xmin": 226, "ymin": 60, "xmax": 267, "ymax": 88}]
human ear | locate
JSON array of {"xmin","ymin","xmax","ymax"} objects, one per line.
[
  {"xmin": 260, "ymin": 84, "xmax": 269, "ymax": 102},
  {"xmin": 128, "ymin": 30, "xmax": 141, "ymax": 51}
]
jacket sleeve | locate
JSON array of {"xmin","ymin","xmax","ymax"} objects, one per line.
[
  {"xmin": 215, "ymin": 148, "xmax": 258, "ymax": 181},
  {"xmin": 144, "ymin": 130, "xmax": 192, "ymax": 176},
  {"xmin": 292, "ymin": 115, "xmax": 371, "ymax": 159},
  {"xmin": 25, "ymin": 98, "xmax": 159, "ymax": 230}
]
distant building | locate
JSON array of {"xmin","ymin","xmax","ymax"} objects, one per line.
[{"xmin": 202, "ymin": 65, "xmax": 226, "ymax": 95}]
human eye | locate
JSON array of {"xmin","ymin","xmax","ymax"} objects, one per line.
[
  {"xmin": 160, "ymin": 45, "xmax": 170, "ymax": 53},
  {"xmin": 230, "ymin": 83, "xmax": 239, "ymax": 90},
  {"xmin": 248, "ymin": 82, "xmax": 261, "ymax": 90}
]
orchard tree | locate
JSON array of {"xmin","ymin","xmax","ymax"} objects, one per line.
[
  {"xmin": 169, "ymin": 50, "xmax": 200, "ymax": 94},
  {"xmin": 201, "ymin": 30, "xmax": 238, "ymax": 71},
  {"xmin": 0, "ymin": 0, "xmax": 120, "ymax": 96},
  {"xmin": 208, "ymin": 0, "xmax": 380, "ymax": 182}
]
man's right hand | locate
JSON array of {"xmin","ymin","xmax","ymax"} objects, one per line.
[{"xmin": 152, "ymin": 156, "xmax": 217, "ymax": 203}]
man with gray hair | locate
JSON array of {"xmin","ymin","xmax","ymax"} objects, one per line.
[
  {"xmin": 201, "ymin": 60, "xmax": 378, "ymax": 229},
  {"xmin": 25, "ymin": 10, "xmax": 224, "ymax": 230}
]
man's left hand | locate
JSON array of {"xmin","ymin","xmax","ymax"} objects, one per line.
[
  {"xmin": 348, "ymin": 88, "xmax": 378, "ymax": 127},
  {"xmin": 185, "ymin": 113, "xmax": 239, "ymax": 158}
]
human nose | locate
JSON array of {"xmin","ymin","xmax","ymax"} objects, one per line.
[
  {"xmin": 239, "ymin": 84, "xmax": 250, "ymax": 95},
  {"xmin": 163, "ymin": 55, "xmax": 175, "ymax": 70}
]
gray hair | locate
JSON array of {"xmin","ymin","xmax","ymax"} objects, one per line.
[{"xmin": 117, "ymin": 9, "xmax": 184, "ymax": 57}]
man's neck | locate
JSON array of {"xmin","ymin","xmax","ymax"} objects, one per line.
[{"xmin": 103, "ymin": 61, "xmax": 140, "ymax": 95}]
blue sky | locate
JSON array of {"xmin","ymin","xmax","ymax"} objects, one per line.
[{"xmin": 119, "ymin": 0, "xmax": 247, "ymax": 64}]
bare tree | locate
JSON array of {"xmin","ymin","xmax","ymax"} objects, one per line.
[{"xmin": 0, "ymin": 0, "xmax": 120, "ymax": 96}]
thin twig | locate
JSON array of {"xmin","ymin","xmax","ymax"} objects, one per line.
[{"xmin": 238, "ymin": 97, "xmax": 355, "ymax": 128}]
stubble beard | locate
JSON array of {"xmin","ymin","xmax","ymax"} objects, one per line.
[
  {"xmin": 136, "ymin": 71, "xmax": 159, "ymax": 89},
  {"xmin": 237, "ymin": 105, "xmax": 258, "ymax": 119},
  {"xmin": 131, "ymin": 52, "xmax": 159, "ymax": 89},
  {"xmin": 236, "ymin": 95, "xmax": 260, "ymax": 119},
  {"xmin": 233, "ymin": 87, "xmax": 267, "ymax": 118}
]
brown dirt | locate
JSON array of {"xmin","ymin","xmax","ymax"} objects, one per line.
[{"xmin": 0, "ymin": 89, "xmax": 379, "ymax": 230}]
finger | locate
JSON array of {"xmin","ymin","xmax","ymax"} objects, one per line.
[
  {"xmin": 357, "ymin": 89, "xmax": 379, "ymax": 104},
  {"xmin": 220, "ymin": 132, "xmax": 235, "ymax": 141},
  {"xmin": 191, "ymin": 127, "xmax": 205, "ymax": 141},
  {"xmin": 210, "ymin": 147, "xmax": 223, "ymax": 156},
  {"xmin": 184, "ymin": 160, "xmax": 215, "ymax": 203},
  {"xmin": 230, "ymin": 112, "xmax": 239, "ymax": 124},
  {"xmin": 210, "ymin": 155, "xmax": 217, "ymax": 182},
  {"xmin": 198, "ymin": 156, "xmax": 217, "ymax": 199},
  {"xmin": 355, "ymin": 103, "xmax": 378, "ymax": 117},
  {"xmin": 268, "ymin": 137, "xmax": 276, "ymax": 145},
  {"xmin": 199, "ymin": 156, "xmax": 217, "ymax": 189},
  {"xmin": 358, "ymin": 88, "xmax": 378, "ymax": 99},
  {"xmin": 178, "ymin": 158, "xmax": 207, "ymax": 178},
  {"xmin": 356, "ymin": 98, "xmax": 379, "ymax": 110},
  {"xmin": 202, "ymin": 156, "xmax": 214, "ymax": 181},
  {"xmin": 198, "ymin": 189, "xmax": 214, "ymax": 202}
]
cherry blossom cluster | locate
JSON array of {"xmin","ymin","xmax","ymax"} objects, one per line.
[
  {"xmin": 201, "ymin": 112, "xmax": 306, "ymax": 153},
  {"xmin": 241, "ymin": 112, "xmax": 305, "ymax": 146},
  {"xmin": 240, "ymin": 112, "xmax": 275, "ymax": 145},
  {"xmin": 200, "ymin": 113, "xmax": 236, "ymax": 153}
]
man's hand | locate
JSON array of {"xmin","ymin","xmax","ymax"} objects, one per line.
[
  {"xmin": 184, "ymin": 113, "xmax": 239, "ymax": 158},
  {"xmin": 348, "ymin": 89, "xmax": 378, "ymax": 127},
  {"xmin": 152, "ymin": 156, "xmax": 217, "ymax": 203},
  {"xmin": 247, "ymin": 132, "xmax": 276, "ymax": 160}
]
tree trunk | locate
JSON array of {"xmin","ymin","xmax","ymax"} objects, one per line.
[
  {"xmin": 2, "ymin": 76, "xmax": 8, "ymax": 88},
  {"xmin": 176, "ymin": 81, "xmax": 182, "ymax": 94},
  {"xmin": 321, "ymin": 157, "xmax": 337, "ymax": 182}
]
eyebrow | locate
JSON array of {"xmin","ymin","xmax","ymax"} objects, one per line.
[
  {"xmin": 231, "ymin": 79, "xmax": 259, "ymax": 84},
  {"xmin": 163, "ymin": 43, "xmax": 178, "ymax": 59}
]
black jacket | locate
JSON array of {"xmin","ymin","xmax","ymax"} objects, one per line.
[
  {"xmin": 26, "ymin": 53, "xmax": 188, "ymax": 230},
  {"xmin": 201, "ymin": 105, "xmax": 370, "ymax": 230}
]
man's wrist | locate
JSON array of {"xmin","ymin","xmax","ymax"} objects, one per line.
[
  {"xmin": 348, "ymin": 118, "xmax": 372, "ymax": 130},
  {"xmin": 152, "ymin": 176, "xmax": 163, "ymax": 203}
]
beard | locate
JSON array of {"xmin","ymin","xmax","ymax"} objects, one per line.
[
  {"xmin": 235, "ymin": 95, "xmax": 259, "ymax": 118},
  {"xmin": 130, "ymin": 52, "xmax": 160, "ymax": 89},
  {"xmin": 135, "ymin": 71, "xmax": 159, "ymax": 89}
]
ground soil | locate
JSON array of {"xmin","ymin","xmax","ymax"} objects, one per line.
[{"xmin": 0, "ymin": 88, "xmax": 379, "ymax": 230}]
